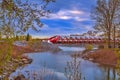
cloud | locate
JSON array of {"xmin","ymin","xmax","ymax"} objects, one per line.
[
  {"xmin": 37, "ymin": 17, "xmax": 94, "ymax": 37},
  {"xmin": 28, "ymin": 22, "xmax": 94, "ymax": 38},
  {"xmin": 84, "ymin": 25, "xmax": 93, "ymax": 30},
  {"xmin": 28, "ymin": 0, "xmax": 97, "ymax": 37},
  {"xmin": 43, "ymin": 9, "xmax": 90, "ymax": 22}
]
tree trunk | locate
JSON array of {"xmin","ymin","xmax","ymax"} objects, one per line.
[
  {"xmin": 113, "ymin": 25, "xmax": 116, "ymax": 48},
  {"xmin": 108, "ymin": 30, "xmax": 111, "ymax": 48}
]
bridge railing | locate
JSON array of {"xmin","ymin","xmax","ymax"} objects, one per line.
[{"xmin": 48, "ymin": 36, "xmax": 120, "ymax": 44}]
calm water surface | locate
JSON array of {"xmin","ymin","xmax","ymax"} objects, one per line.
[{"xmin": 10, "ymin": 46, "xmax": 119, "ymax": 80}]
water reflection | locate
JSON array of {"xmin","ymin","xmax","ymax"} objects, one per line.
[
  {"xmin": 114, "ymin": 49, "xmax": 120, "ymax": 80},
  {"xmin": 96, "ymin": 66, "xmax": 117, "ymax": 80},
  {"xmin": 9, "ymin": 46, "xmax": 119, "ymax": 80},
  {"xmin": 59, "ymin": 46, "xmax": 85, "ymax": 52}
]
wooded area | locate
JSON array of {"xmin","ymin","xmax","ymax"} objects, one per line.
[{"xmin": 91, "ymin": 0, "xmax": 120, "ymax": 48}]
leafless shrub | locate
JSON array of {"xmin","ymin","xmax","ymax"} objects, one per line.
[{"xmin": 64, "ymin": 57, "xmax": 85, "ymax": 80}]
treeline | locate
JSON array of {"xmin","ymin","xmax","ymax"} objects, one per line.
[
  {"xmin": 0, "ymin": 33, "xmax": 32, "ymax": 41},
  {"xmin": 15, "ymin": 33, "xmax": 32, "ymax": 41}
]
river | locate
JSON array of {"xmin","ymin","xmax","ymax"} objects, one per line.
[{"xmin": 9, "ymin": 45, "xmax": 119, "ymax": 80}]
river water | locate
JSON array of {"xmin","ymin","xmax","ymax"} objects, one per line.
[{"xmin": 9, "ymin": 45, "xmax": 119, "ymax": 80}]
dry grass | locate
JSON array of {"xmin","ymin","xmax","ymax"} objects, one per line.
[
  {"xmin": 12, "ymin": 45, "xmax": 34, "ymax": 57},
  {"xmin": 13, "ymin": 67, "xmax": 59, "ymax": 80},
  {"xmin": 0, "ymin": 41, "xmax": 34, "ymax": 79},
  {"xmin": 83, "ymin": 49, "xmax": 118, "ymax": 66}
]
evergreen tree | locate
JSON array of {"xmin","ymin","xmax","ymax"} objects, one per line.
[{"xmin": 26, "ymin": 33, "xmax": 30, "ymax": 41}]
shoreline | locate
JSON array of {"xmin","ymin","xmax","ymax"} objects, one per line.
[
  {"xmin": 71, "ymin": 48, "xmax": 119, "ymax": 67},
  {"xmin": 15, "ymin": 43, "xmax": 119, "ymax": 67},
  {"xmin": 4, "ymin": 41, "xmax": 120, "ymax": 78},
  {"xmin": 0, "ymin": 42, "xmax": 35, "ymax": 79},
  {"xmin": 81, "ymin": 49, "xmax": 118, "ymax": 67},
  {"xmin": 8, "ymin": 43, "xmax": 120, "ymax": 79}
]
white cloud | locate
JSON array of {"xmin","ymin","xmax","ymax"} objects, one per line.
[
  {"xmin": 57, "ymin": 9, "xmax": 84, "ymax": 15},
  {"xmin": 69, "ymin": 10, "xmax": 83, "ymax": 14},
  {"xmin": 58, "ymin": 16, "xmax": 71, "ymax": 20},
  {"xmin": 43, "ymin": 9, "xmax": 90, "ymax": 21},
  {"xmin": 84, "ymin": 25, "xmax": 93, "ymax": 30}
]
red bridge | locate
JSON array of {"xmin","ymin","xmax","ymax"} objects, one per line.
[{"xmin": 48, "ymin": 35, "xmax": 120, "ymax": 44}]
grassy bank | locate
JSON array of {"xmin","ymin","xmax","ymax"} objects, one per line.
[
  {"xmin": 0, "ymin": 40, "xmax": 35, "ymax": 79},
  {"xmin": 82, "ymin": 49, "xmax": 118, "ymax": 67},
  {"xmin": 71, "ymin": 44, "xmax": 120, "ymax": 67}
]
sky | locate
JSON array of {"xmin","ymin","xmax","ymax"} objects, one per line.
[{"xmin": 28, "ymin": 0, "xmax": 97, "ymax": 38}]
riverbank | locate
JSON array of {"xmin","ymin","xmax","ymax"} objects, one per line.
[
  {"xmin": 12, "ymin": 41, "xmax": 61, "ymax": 57},
  {"xmin": 71, "ymin": 48, "xmax": 120, "ymax": 67},
  {"xmin": 13, "ymin": 42, "xmax": 120, "ymax": 67},
  {"xmin": 0, "ymin": 41, "xmax": 37, "ymax": 79},
  {"xmin": 12, "ymin": 45, "xmax": 34, "ymax": 57},
  {"xmin": 0, "ymin": 41, "xmax": 62, "ymax": 79},
  {"xmin": 0, "ymin": 42, "xmax": 33, "ymax": 79},
  {"xmin": 82, "ymin": 49, "xmax": 119, "ymax": 67}
]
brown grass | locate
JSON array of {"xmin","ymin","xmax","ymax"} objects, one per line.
[
  {"xmin": 12, "ymin": 45, "xmax": 34, "ymax": 57},
  {"xmin": 83, "ymin": 49, "xmax": 118, "ymax": 66},
  {"xmin": 0, "ymin": 42, "xmax": 34, "ymax": 58}
]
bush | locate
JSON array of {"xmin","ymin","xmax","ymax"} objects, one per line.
[
  {"xmin": 65, "ymin": 57, "xmax": 85, "ymax": 80},
  {"xmin": 85, "ymin": 44, "xmax": 93, "ymax": 51},
  {"xmin": 114, "ymin": 48, "xmax": 120, "ymax": 58}
]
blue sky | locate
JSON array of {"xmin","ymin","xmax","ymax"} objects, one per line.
[{"xmin": 28, "ymin": 0, "xmax": 97, "ymax": 38}]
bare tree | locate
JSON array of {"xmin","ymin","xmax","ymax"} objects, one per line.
[
  {"xmin": 0, "ymin": 0, "xmax": 55, "ymax": 38},
  {"xmin": 91, "ymin": 0, "xmax": 120, "ymax": 48},
  {"xmin": 65, "ymin": 57, "xmax": 85, "ymax": 80}
]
